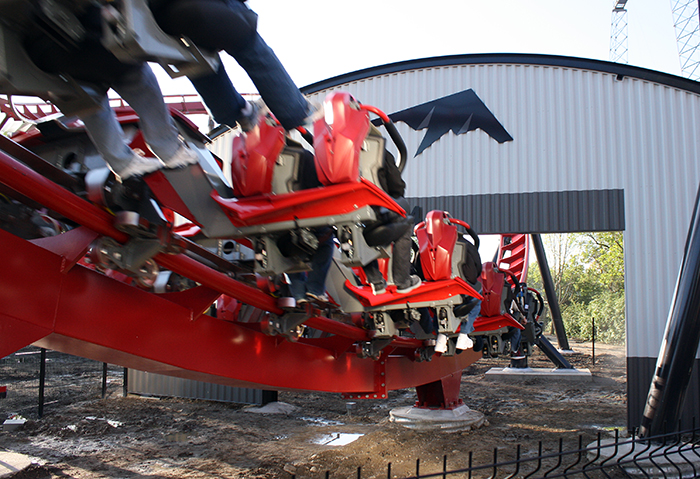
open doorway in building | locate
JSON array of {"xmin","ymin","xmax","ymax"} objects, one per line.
[
  {"xmin": 529, "ymin": 232, "xmax": 624, "ymax": 346},
  {"xmin": 480, "ymin": 231, "xmax": 625, "ymax": 346}
]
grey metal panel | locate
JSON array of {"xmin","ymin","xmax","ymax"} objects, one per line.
[
  {"xmin": 627, "ymin": 357, "xmax": 700, "ymax": 430},
  {"xmin": 303, "ymin": 56, "xmax": 700, "ymax": 361},
  {"xmin": 299, "ymin": 53, "xmax": 700, "ymax": 430},
  {"xmin": 127, "ymin": 370, "xmax": 265, "ymax": 405},
  {"xmin": 409, "ymin": 189, "xmax": 625, "ymax": 234}
]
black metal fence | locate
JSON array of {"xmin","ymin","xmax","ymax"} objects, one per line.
[
  {"xmin": 293, "ymin": 424, "xmax": 700, "ymax": 479},
  {"xmin": 0, "ymin": 346, "xmax": 124, "ymax": 419}
]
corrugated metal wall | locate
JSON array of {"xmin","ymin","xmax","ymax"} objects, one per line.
[
  {"xmin": 302, "ymin": 54, "xmax": 700, "ymax": 428},
  {"xmin": 411, "ymin": 189, "xmax": 625, "ymax": 234},
  {"xmin": 128, "ymin": 370, "xmax": 274, "ymax": 405}
]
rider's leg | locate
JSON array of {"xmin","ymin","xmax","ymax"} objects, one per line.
[
  {"xmin": 392, "ymin": 229, "xmax": 421, "ymax": 293},
  {"xmin": 80, "ymin": 92, "xmax": 162, "ymax": 180},
  {"xmin": 305, "ymin": 229, "xmax": 334, "ymax": 299},
  {"xmin": 189, "ymin": 59, "xmax": 248, "ymax": 128},
  {"xmin": 113, "ymin": 65, "xmax": 199, "ymax": 169}
]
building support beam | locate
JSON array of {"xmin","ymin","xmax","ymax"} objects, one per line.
[
  {"xmin": 640, "ymin": 182, "xmax": 700, "ymax": 437},
  {"xmin": 531, "ymin": 233, "xmax": 571, "ymax": 352}
]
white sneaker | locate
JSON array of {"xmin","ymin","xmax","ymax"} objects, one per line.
[
  {"xmin": 435, "ymin": 333, "xmax": 448, "ymax": 353},
  {"xmin": 306, "ymin": 292, "xmax": 330, "ymax": 303},
  {"xmin": 117, "ymin": 151, "xmax": 163, "ymax": 181},
  {"xmin": 163, "ymin": 143, "xmax": 199, "ymax": 169},
  {"xmin": 370, "ymin": 281, "xmax": 387, "ymax": 295},
  {"xmin": 456, "ymin": 333, "xmax": 474, "ymax": 350},
  {"xmin": 237, "ymin": 101, "xmax": 262, "ymax": 132}
]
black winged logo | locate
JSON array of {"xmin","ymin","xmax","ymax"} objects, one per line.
[{"xmin": 385, "ymin": 89, "xmax": 513, "ymax": 157}]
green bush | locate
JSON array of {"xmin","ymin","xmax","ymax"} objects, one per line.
[
  {"xmin": 561, "ymin": 292, "xmax": 625, "ymax": 344},
  {"xmin": 524, "ymin": 232, "xmax": 625, "ymax": 345}
]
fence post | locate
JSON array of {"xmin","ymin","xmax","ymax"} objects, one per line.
[
  {"xmin": 101, "ymin": 363, "xmax": 108, "ymax": 398},
  {"xmin": 38, "ymin": 348, "xmax": 47, "ymax": 418},
  {"xmin": 592, "ymin": 316, "xmax": 596, "ymax": 366}
]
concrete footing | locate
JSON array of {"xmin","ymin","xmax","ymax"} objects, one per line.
[
  {"xmin": 484, "ymin": 367, "xmax": 592, "ymax": 382},
  {"xmin": 389, "ymin": 404, "xmax": 487, "ymax": 432},
  {"xmin": 0, "ymin": 451, "xmax": 33, "ymax": 478}
]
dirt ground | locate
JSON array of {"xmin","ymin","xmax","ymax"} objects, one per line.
[{"xmin": 0, "ymin": 337, "xmax": 627, "ymax": 479}]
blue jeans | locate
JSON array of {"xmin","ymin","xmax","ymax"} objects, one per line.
[
  {"xmin": 190, "ymin": 61, "xmax": 247, "ymax": 129},
  {"xmin": 81, "ymin": 64, "xmax": 180, "ymax": 173},
  {"xmin": 185, "ymin": 0, "xmax": 309, "ymax": 130},
  {"xmin": 460, "ymin": 300, "xmax": 481, "ymax": 335},
  {"xmin": 289, "ymin": 230, "xmax": 335, "ymax": 299},
  {"xmin": 362, "ymin": 226, "xmax": 413, "ymax": 288}
]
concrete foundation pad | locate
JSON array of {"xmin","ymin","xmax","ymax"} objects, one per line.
[
  {"xmin": 389, "ymin": 404, "xmax": 487, "ymax": 432},
  {"xmin": 590, "ymin": 438, "xmax": 700, "ymax": 478},
  {"xmin": 0, "ymin": 451, "xmax": 33, "ymax": 478},
  {"xmin": 484, "ymin": 367, "xmax": 592, "ymax": 382}
]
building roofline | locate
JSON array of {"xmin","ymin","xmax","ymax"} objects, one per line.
[{"xmin": 300, "ymin": 53, "xmax": 700, "ymax": 95}]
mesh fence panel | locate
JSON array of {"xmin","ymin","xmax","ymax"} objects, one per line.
[{"xmin": 0, "ymin": 346, "xmax": 124, "ymax": 420}]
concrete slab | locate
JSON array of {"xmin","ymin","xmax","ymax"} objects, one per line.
[
  {"xmin": 244, "ymin": 401, "xmax": 297, "ymax": 415},
  {"xmin": 0, "ymin": 451, "xmax": 33, "ymax": 478},
  {"xmin": 389, "ymin": 404, "xmax": 487, "ymax": 432},
  {"xmin": 2, "ymin": 419, "xmax": 25, "ymax": 431},
  {"xmin": 484, "ymin": 367, "xmax": 592, "ymax": 382}
]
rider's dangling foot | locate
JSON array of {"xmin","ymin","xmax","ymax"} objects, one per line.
[
  {"xmin": 370, "ymin": 281, "xmax": 387, "ymax": 295},
  {"xmin": 162, "ymin": 142, "xmax": 199, "ymax": 170},
  {"xmin": 396, "ymin": 275, "xmax": 421, "ymax": 294},
  {"xmin": 306, "ymin": 291, "xmax": 329, "ymax": 303},
  {"xmin": 456, "ymin": 333, "xmax": 474, "ymax": 350},
  {"xmin": 435, "ymin": 333, "xmax": 448, "ymax": 353},
  {"xmin": 115, "ymin": 149, "xmax": 162, "ymax": 182},
  {"xmin": 237, "ymin": 101, "xmax": 262, "ymax": 132}
]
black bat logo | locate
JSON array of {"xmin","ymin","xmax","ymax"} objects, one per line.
[{"xmin": 383, "ymin": 89, "xmax": 513, "ymax": 156}]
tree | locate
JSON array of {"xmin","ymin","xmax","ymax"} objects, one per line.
[{"xmin": 525, "ymin": 232, "xmax": 625, "ymax": 344}]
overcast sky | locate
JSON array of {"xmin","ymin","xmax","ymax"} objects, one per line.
[{"xmin": 155, "ymin": 0, "xmax": 683, "ymax": 95}]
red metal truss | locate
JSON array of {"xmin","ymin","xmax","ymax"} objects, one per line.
[
  {"xmin": 211, "ymin": 178, "xmax": 404, "ymax": 228},
  {"xmin": 0, "ymin": 142, "xmax": 480, "ymax": 396},
  {"xmin": 2, "ymin": 96, "xmax": 208, "ymax": 123},
  {"xmin": 496, "ymin": 234, "xmax": 530, "ymax": 284},
  {"xmin": 0, "ymin": 226, "xmax": 479, "ymax": 394},
  {"xmin": 345, "ymin": 277, "xmax": 482, "ymax": 308}
]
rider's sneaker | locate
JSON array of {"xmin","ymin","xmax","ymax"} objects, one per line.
[
  {"xmin": 456, "ymin": 333, "xmax": 474, "ymax": 350},
  {"xmin": 295, "ymin": 296, "xmax": 309, "ymax": 306},
  {"xmin": 207, "ymin": 124, "xmax": 232, "ymax": 139},
  {"xmin": 511, "ymin": 350, "xmax": 526, "ymax": 360},
  {"xmin": 237, "ymin": 101, "xmax": 262, "ymax": 132},
  {"xmin": 163, "ymin": 143, "xmax": 199, "ymax": 169},
  {"xmin": 434, "ymin": 333, "xmax": 448, "ymax": 353},
  {"xmin": 370, "ymin": 281, "xmax": 387, "ymax": 295},
  {"xmin": 396, "ymin": 275, "xmax": 421, "ymax": 294},
  {"xmin": 306, "ymin": 292, "xmax": 329, "ymax": 303},
  {"xmin": 117, "ymin": 150, "xmax": 163, "ymax": 181}
]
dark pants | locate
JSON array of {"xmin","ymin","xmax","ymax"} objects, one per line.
[
  {"xmin": 154, "ymin": 0, "xmax": 308, "ymax": 129},
  {"xmin": 363, "ymin": 227, "xmax": 413, "ymax": 288}
]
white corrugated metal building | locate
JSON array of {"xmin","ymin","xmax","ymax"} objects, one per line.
[{"xmin": 300, "ymin": 53, "xmax": 700, "ymax": 429}]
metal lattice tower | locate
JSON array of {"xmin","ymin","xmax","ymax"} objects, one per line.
[
  {"xmin": 671, "ymin": 0, "xmax": 700, "ymax": 80},
  {"xmin": 610, "ymin": 0, "xmax": 629, "ymax": 63}
]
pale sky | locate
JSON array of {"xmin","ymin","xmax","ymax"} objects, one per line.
[
  {"xmin": 151, "ymin": 0, "xmax": 685, "ymax": 262},
  {"xmin": 154, "ymin": 0, "xmax": 683, "ymax": 95}
]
